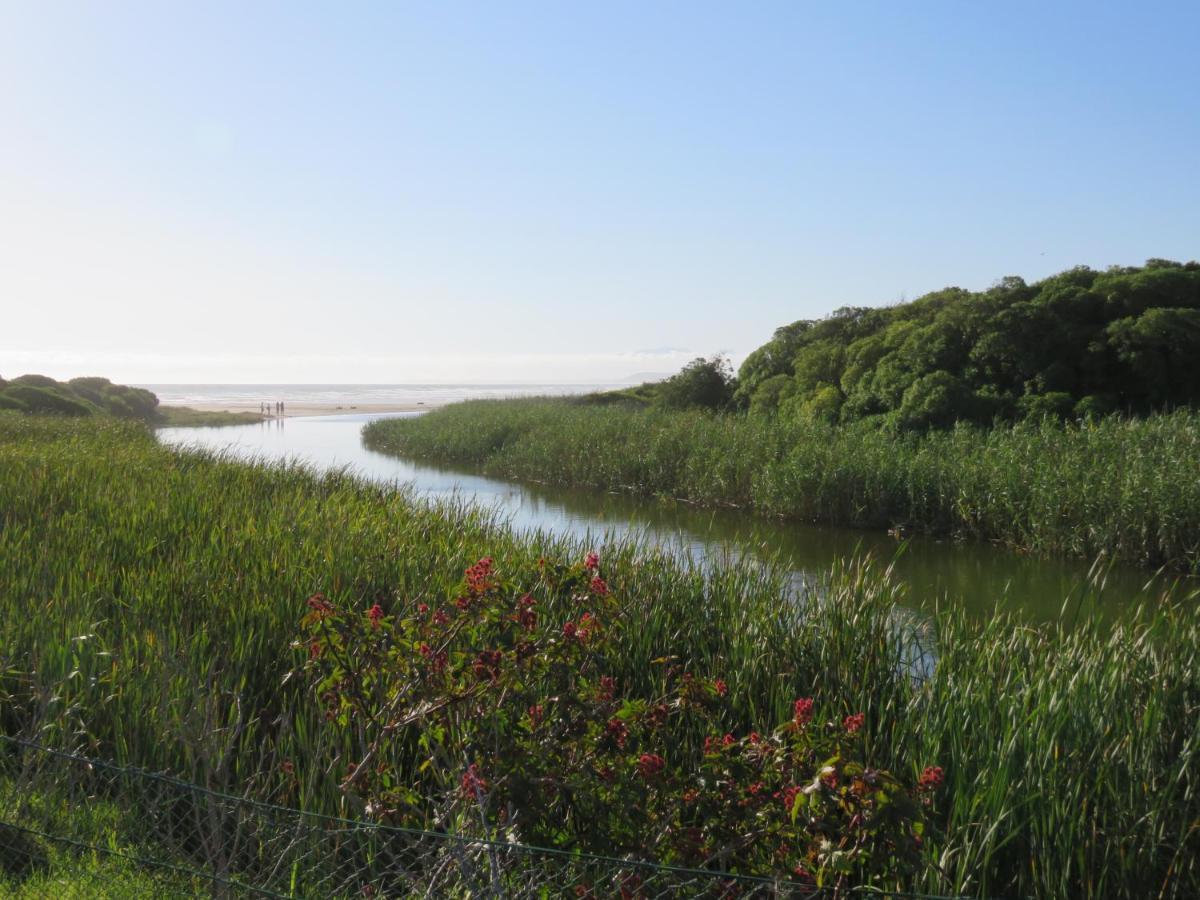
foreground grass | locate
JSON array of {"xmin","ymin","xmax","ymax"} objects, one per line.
[
  {"xmin": 365, "ymin": 398, "xmax": 1200, "ymax": 572},
  {"xmin": 1, "ymin": 413, "xmax": 1198, "ymax": 897}
]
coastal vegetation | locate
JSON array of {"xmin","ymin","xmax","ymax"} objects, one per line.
[
  {"xmin": 364, "ymin": 400, "xmax": 1200, "ymax": 573},
  {"xmin": 156, "ymin": 405, "xmax": 266, "ymax": 427},
  {"xmin": 0, "ymin": 373, "xmax": 261, "ymax": 426},
  {"xmin": 2, "ymin": 413, "xmax": 1198, "ymax": 896},
  {"xmin": 364, "ymin": 260, "xmax": 1200, "ymax": 572},
  {"xmin": 0, "ymin": 374, "xmax": 159, "ymax": 419}
]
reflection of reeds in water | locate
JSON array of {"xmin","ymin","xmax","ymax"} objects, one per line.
[{"xmin": 2, "ymin": 413, "xmax": 1198, "ymax": 898}]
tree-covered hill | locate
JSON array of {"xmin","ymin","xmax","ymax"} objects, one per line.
[
  {"xmin": 735, "ymin": 259, "xmax": 1200, "ymax": 429},
  {"xmin": 0, "ymin": 374, "xmax": 159, "ymax": 420}
]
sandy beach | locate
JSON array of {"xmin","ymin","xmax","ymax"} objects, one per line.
[{"xmin": 159, "ymin": 400, "xmax": 448, "ymax": 418}]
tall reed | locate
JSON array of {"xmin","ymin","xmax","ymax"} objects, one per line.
[
  {"xmin": 365, "ymin": 399, "xmax": 1200, "ymax": 572},
  {"xmin": 2, "ymin": 413, "xmax": 1197, "ymax": 897}
]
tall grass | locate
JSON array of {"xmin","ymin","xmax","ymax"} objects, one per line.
[
  {"xmin": 2, "ymin": 413, "xmax": 1198, "ymax": 896},
  {"xmin": 365, "ymin": 399, "xmax": 1200, "ymax": 572}
]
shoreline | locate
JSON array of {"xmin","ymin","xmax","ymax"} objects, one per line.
[{"xmin": 158, "ymin": 400, "xmax": 448, "ymax": 418}]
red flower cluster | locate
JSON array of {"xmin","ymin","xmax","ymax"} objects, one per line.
[
  {"xmin": 515, "ymin": 594, "xmax": 537, "ymax": 630},
  {"xmin": 306, "ymin": 593, "xmax": 333, "ymax": 618},
  {"xmin": 461, "ymin": 763, "xmax": 487, "ymax": 798},
  {"xmin": 780, "ymin": 785, "xmax": 801, "ymax": 814},
  {"xmin": 713, "ymin": 678, "xmax": 728, "ymax": 697},
  {"xmin": 562, "ymin": 621, "xmax": 577, "ymax": 639},
  {"xmin": 645, "ymin": 703, "xmax": 669, "ymax": 729},
  {"xmin": 843, "ymin": 712, "xmax": 865, "ymax": 734},
  {"xmin": 597, "ymin": 675, "xmax": 616, "ymax": 701},
  {"xmin": 703, "ymin": 734, "xmax": 730, "ymax": 755},
  {"xmin": 419, "ymin": 643, "xmax": 448, "ymax": 674},
  {"xmin": 528, "ymin": 704, "xmax": 544, "ymax": 727},
  {"xmin": 417, "ymin": 602, "xmax": 429, "ymax": 615},
  {"xmin": 637, "ymin": 753, "xmax": 665, "ymax": 778},
  {"xmin": 918, "ymin": 765, "xmax": 944, "ymax": 791},
  {"xmin": 432, "ymin": 609, "xmax": 449, "ymax": 626},
  {"xmin": 473, "ymin": 649, "xmax": 503, "ymax": 681},
  {"xmin": 605, "ymin": 717, "xmax": 629, "ymax": 749},
  {"xmin": 584, "ymin": 551, "xmax": 600, "ymax": 570},
  {"xmin": 793, "ymin": 697, "xmax": 814, "ymax": 726},
  {"xmin": 367, "ymin": 604, "xmax": 385, "ymax": 628},
  {"xmin": 465, "ymin": 556, "xmax": 494, "ymax": 594},
  {"xmin": 577, "ymin": 611, "xmax": 595, "ymax": 642},
  {"xmin": 589, "ymin": 576, "xmax": 608, "ymax": 596}
]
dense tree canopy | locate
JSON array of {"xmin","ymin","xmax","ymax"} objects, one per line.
[{"xmin": 733, "ymin": 259, "xmax": 1200, "ymax": 428}]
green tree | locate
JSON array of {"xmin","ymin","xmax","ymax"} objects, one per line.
[{"xmin": 657, "ymin": 356, "xmax": 736, "ymax": 411}]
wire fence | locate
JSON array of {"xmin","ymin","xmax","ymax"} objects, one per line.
[{"xmin": 0, "ymin": 737, "xmax": 957, "ymax": 899}]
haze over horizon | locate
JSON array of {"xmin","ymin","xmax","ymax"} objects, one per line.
[{"xmin": 3, "ymin": 2, "xmax": 1198, "ymax": 384}]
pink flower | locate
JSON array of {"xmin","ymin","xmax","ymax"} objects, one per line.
[
  {"xmin": 843, "ymin": 712, "xmax": 865, "ymax": 734},
  {"xmin": 584, "ymin": 551, "xmax": 600, "ymax": 570},
  {"xmin": 367, "ymin": 604, "xmax": 385, "ymax": 628},
  {"xmin": 562, "ymin": 620, "xmax": 577, "ymax": 639},
  {"xmin": 590, "ymin": 576, "xmax": 608, "ymax": 596},
  {"xmin": 417, "ymin": 602, "xmax": 429, "ymax": 615},
  {"xmin": 713, "ymin": 678, "xmax": 728, "ymax": 697}
]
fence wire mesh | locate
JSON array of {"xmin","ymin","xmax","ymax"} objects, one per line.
[{"xmin": 0, "ymin": 737, "xmax": 954, "ymax": 899}]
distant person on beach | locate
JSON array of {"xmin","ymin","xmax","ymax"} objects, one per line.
[{"xmin": 280, "ymin": 401, "xmax": 285, "ymax": 416}]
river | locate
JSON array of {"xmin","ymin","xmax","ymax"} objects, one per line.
[{"xmin": 156, "ymin": 412, "xmax": 1181, "ymax": 622}]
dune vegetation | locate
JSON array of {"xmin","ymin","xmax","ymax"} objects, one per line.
[
  {"xmin": 2, "ymin": 412, "xmax": 1198, "ymax": 896},
  {"xmin": 0, "ymin": 374, "xmax": 261, "ymax": 426}
]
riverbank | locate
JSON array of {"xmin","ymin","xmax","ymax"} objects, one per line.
[
  {"xmin": 364, "ymin": 398, "xmax": 1200, "ymax": 573},
  {"xmin": 2, "ymin": 412, "xmax": 1197, "ymax": 896}
]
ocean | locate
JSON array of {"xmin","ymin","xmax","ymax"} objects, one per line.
[{"xmin": 138, "ymin": 383, "xmax": 620, "ymax": 407}]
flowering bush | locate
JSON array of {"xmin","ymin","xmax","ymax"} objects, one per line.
[{"xmin": 297, "ymin": 554, "xmax": 937, "ymax": 888}]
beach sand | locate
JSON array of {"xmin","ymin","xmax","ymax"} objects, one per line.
[{"xmin": 159, "ymin": 400, "xmax": 447, "ymax": 418}]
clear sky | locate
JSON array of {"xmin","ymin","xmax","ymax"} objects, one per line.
[{"xmin": 2, "ymin": 2, "xmax": 1197, "ymax": 384}]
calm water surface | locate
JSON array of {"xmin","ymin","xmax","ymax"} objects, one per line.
[{"xmin": 157, "ymin": 413, "xmax": 1181, "ymax": 622}]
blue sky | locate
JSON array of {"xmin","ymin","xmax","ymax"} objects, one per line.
[{"xmin": 2, "ymin": 2, "xmax": 1197, "ymax": 383}]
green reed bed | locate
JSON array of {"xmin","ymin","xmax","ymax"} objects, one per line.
[
  {"xmin": 365, "ymin": 398, "xmax": 1200, "ymax": 572},
  {"xmin": 2, "ymin": 413, "xmax": 1198, "ymax": 896}
]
